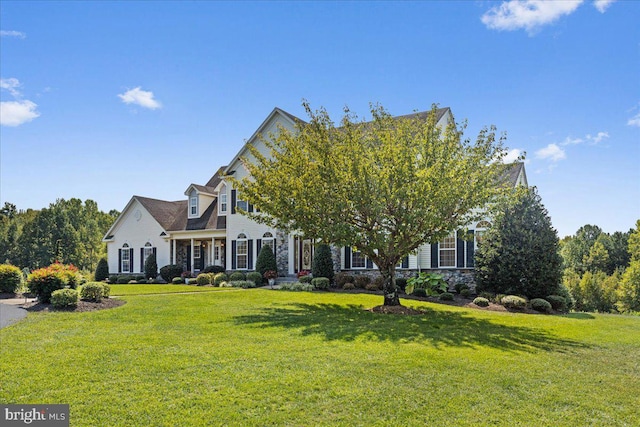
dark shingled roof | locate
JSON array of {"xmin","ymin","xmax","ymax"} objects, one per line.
[
  {"xmin": 135, "ymin": 196, "xmax": 186, "ymax": 231},
  {"xmin": 205, "ymin": 166, "xmax": 227, "ymax": 188},
  {"xmin": 393, "ymin": 107, "xmax": 450, "ymax": 123},
  {"xmin": 135, "ymin": 196, "xmax": 225, "ymax": 232},
  {"xmin": 188, "ymin": 184, "xmax": 217, "ymax": 195},
  {"xmin": 499, "ymin": 162, "xmax": 526, "ymax": 187}
]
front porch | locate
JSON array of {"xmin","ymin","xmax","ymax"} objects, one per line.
[{"xmin": 170, "ymin": 236, "xmax": 226, "ymax": 275}]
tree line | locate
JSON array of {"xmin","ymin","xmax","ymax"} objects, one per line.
[{"xmin": 0, "ymin": 200, "xmax": 119, "ymax": 272}]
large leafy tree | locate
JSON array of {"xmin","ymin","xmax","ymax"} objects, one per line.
[
  {"xmin": 232, "ymin": 102, "xmax": 510, "ymax": 306},
  {"xmin": 474, "ymin": 187, "xmax": 563, "ymax": 299}
]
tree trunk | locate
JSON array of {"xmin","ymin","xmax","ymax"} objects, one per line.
[{"xmin": 381, "ymin": 263, "xmax": 401, "ymax": 306}]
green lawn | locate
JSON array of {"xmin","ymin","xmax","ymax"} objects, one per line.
[
  {"xmin": 108, "ymin": 284, "xmax": 233, "ymax": 296},
  {"xmin": 1, "ymin": 290, "xmax": 639, "ymax": 426}
]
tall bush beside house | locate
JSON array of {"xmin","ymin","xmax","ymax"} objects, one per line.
[
  {"xmin": 311, "ymin": 244, "xmax": 334, "ymax": 283},
  {"xmin": 144, "ymin": 253, "xmax": 158, "ymax": 280},
  {"xmin": 0, "ymin": 264, "xmax": 23, "ymax": 293},
  {"xmin": 255, "ymin": 245, "xmax": 277, "ymax": 280},
  {"xmin": 95, "ymin": 258, "xmax": 109, "ymax": 282},
  {"xmin": 27, "ymin": 263, "xmax": 80, "ymax": 303},
  {"xmin": 160, "ymin": 264, "xmax": 183, "ymax": 283}
]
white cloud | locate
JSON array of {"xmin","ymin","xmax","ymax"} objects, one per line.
[
  {"xmin": 535, "ymin": 143, "xmax": 566, "ymax": 162},
  {"xmin": 503, "ymin": 148, "xmax": 525, "ymax": 163},
  {"xmin": 0, "ymin": 77, "xmax": 22, "ymax": 97},
  {"xmin": 118, "ymin": 87, "xmax": 162, "ymax": 110},
  {"xmin": 628, "ymin": 112, "xmax": 640, "ymax": 128},
  {"xmin": 0, "ymin": 30, "xmax": 26, "ymax": 39},
  {"xmin": 586, "ymin": 131, "xmax": 609, "ymax": 144},
  {"xmin": 0, "ymin": 100, "xmax": 40, "ymax": 126},
  {"xmin": 593, "ymin": 0, "xmax": 615, "ymax": 13},
  {"xmin": 561, "ymin": 136, "xmax": 584, "ymax": 146},
  {"xmin": 481, "ymin": 0, "xmax": 583, "ymax": 33}
]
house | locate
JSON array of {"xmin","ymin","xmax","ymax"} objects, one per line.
[{"xmin": 103, "ymin": 107, "xmax": 527, "ymax": 283}]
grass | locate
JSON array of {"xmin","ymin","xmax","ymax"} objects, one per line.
[
  {"xmin": 1, "ymin": 290, "xmax": 639, "ymax": 426},
  {"xmin": 108, "ymin": 284, "xmax": 232, "ymax": 296}
]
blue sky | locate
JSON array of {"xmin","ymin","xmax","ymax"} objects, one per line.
[{"xmin": 1, "ymin": 0, "xmax": 638, "ymax": 238}]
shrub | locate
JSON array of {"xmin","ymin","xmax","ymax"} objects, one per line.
[
  {"xmin": 255, "ymin": 245, "xmax": 278, "ymax": 279},
  {"xmin": 280, "ymin": 282, "xmax": 314, "ymax": 292},
  {"xmin": 365, "ymin": 283, "xmax": 379, "ymax": 291},
  {"xmin": 439, "ymin": 292, "xmax": 454, "ymax": 301},
  {"xmin": 81, "ymin": 283, "xmax": 104, "ymax": 302},
  {"xmin": 246, "ymin": 272, "xmax": 263, "ymax": 287},
  {"xmin": 128, "ymin": 280, "xmax": 137, "ymax": 284},
  {"xmin": 412, "ymin": 288, "xmax": 427, "ymax": 297},
  {"xmin": 196, "ymin": 274, "xmax": 211, "ymax": 286},
  {"xmin": 202, "ymin": 265, "xmax": 225, "ymax": 274},
  {"xmin": 102, "ymin": 284, "xmax": 111, "ymax": 298},
  {"xmin": 501, "ymin": 295, "xmax": 527, "ymax": 310},
  {"xmin": 299, "ymin": 275, "xmax": 312, "ymax": 284},
  {"xmin": 343, "ymin": 283, "xmax": 355, "ymax": 290},
  {"xmin": 94, "ymin": 258, "xmax": 109, "ymax": 282},
  {"xmin": 172, "ymin": 277, "xmax": 184, "ymax": 284},
  {"xmin": 395, "ymin": 278, "xmax": 407, "ymax": 292},
  {"xmin": 493, "ymin": 294, "xmax": 506, "ymax": 304},
  {"xmin": 187, "ymin": 278, "xmax": 198, "ymax": 285},
  {"xmin": 312, "ymin": 244, "xmax": 335, "ymax": 282},
  {"xmin": 473, "ymin": 297, "xmax": 490, "ymax": 307},
  {"xmin": 311, "ymin": 277, "xmax": 330, "ymax": 290},
  {"xmin": 372, "ymin": 276, "xmax": 385, "ymax": 290},
  {"xmin": 479, "ymin": 291, "xmax": 494, "ymax": 300},
  {"xmin": 213, "ymin": 273, "xmax": 228, "ymax": 286},
  {"xmin": 354, "ymin": 275, "xmax": 371, "ymax": 289},
  {"xmin": 51, "ymin": 288, "xmax": 79, "ymax": 309},
  {"xmin": 117, "ymin": 276, "xmax": 130, "ymax": 284},
  {"xmin": 108, "ymin": 274, "xmax": 119, "ymax": 284},
  {"xmin": 460, "ymin": 288, "xmax": 471, "ymax": 298},
  {"xmin": 229, "ymin": 272, "xmax": 245, "ymax": 281},
  {"xmin": 144, "ymin": 253, "xmax": 158, "ymax": 280},
  {"xmin": 454, "ymin": 283, "xmax": 469, "ymax": 294},
  {"xmin": 229, "ymin": 280, "xmax": 256, "ymax": 288},
  {"xmin": 335, "ymin": 272, "xmax": 355, "ymax": 287},
  {"xmin": 406, "ymin": 272, "xmax": 447, "ymax": 296},
  {"xmin": 531, "ymin": 298, "xmax": 552, "ymax": 313},
  {"xmin": 136, "ymin": 279, "xmax": 148, "ymax": 284},
  {"xmin": 297, "ymin": 270, "xmax": 310, "ymax": 279},
  {"xmin": 546, "ymin": 295, "xmax": 567, "ymax": 312},
  {"xmin": 0, "ymin": 264, "xmax": 23, "ymax": 293},
  {"xmin": 27, "ymin": 263, "xmax": 80, "ymax": 303},
  {"xmin": 160, "ymin": 265, "xmax": 183, "ymax": 283}
]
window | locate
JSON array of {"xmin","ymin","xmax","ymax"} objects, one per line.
[
  {"xmin": 236, "ymin": 233, "xmax": 248, "ymax": 269},
  {"xmin": 351, "ymin": 249, "xmax": 366, "ymax": 269},
  {"xmin": 236, "ymin": 194, "xmax": 247, "ymax": 212},
  {"xmin": 475, "ymin": 221, "xmax": 491, "ymax": 248},
  {"xmin": 143, "ymin": 242, "xmax": 154, "ymax": 262},
  {"xmin": 219, "ymin": 185, "xmax": 227, "ymax": 213},
  {"xmin": 439, "ymin": 233, "xmax": 456, "ymax": 267},
  {"xmin": 194, "ymin": 245, "xmax": 201, "ymax": 259},
  {"xmin": 190, "ymin": 196, "xmax": 198, "ymax": 216},
  {"xmin": 121, "ymin": 243, "xmax": 130, "ymax": 273},
  {"xmin": 262, "ymin": 232, "xmax": 275, "ymax": 253}
]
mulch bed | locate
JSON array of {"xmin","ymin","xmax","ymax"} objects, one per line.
[{"xmin": 25, "ymin": 298, "xmax": 126, "ymax": 313}]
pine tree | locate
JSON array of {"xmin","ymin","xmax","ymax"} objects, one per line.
[
  {"xmin": 95, "ymin": 258, "xmax": 110, "ymax": 281},
  {"xmin": 144, "ymin": 253, "xmax": 158, "ymax": 280},
  {"xmin": 475, "ymin": 187, "xmax": 563, "ymax": 299},
  {"xmin": 311, "ymin": 244, "xmax": 334, "ymax": 281},
  {"xmin": 255, "ymin": 245, "xmax": 277, "ymax": 279}
]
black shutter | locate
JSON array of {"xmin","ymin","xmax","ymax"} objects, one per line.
[
  {"xmin": 129, "ymin": 248, "xmax": 134, "ymax": 273},
  {"xmin": 256, "ymin": 239, "xmax": 262, "ymax": 255},
  {"xmin": 366, "ymin": 257, "xmax": 373, "ymax": 269},
  {"xmin": 248, "ymin": 203, "xmax": 254, "ymax": 213},
  {"xmin": 431, "ymin": 243, "xmax": 439, "ymax": 269},
  {"xmin": 118, "ymin": 249, "xmax": 122, "ymax": 273},
  {"xmin": 231, "ymin": 190, "xmax": 237, "ymax": 214},
  {"xmin": 231, "ymin": 240, "xmax": 236, "ymax": 269},
  {"xmin": 187, "ymin": 246, "xmax": 191, "ymax": 272},
  {"xmin": 456, "ymin": 231, "xmax": 465, "ymax": 268},
  {"xmin": 466, "ymin": 231, "xmax": 475, "ymax": 268},
  {"xmin": 344, "ymin": 247, "xmax": 351, "ymax": 269},
  {"xmin": 153, "ymin": 247, "xmax": 157, "ymax": 256},
  {"xmin": 140, "ymin": 248, "xmax": 144, "ymax": 273},
  {"xmin": 401, "ymin": 256, "xmax": 409, "ymax": 269},
  {"xmin": 247, "ymin": 240, "xmax": 254, "ymax": 270}
]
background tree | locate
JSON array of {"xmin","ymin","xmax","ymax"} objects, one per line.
[
  {"xmin": 617, "ymin": 220, "xmax": 640, "ymax": 313},
  {"xmin": 311, "ymin": 244, "xmax": 335, "ymax": 282},
  {"xmin": 255, "ymin": 245, "xmax": 278, "ymax": 279},
  {"xmin": 560, "ymin": 224, "xmax": 603, "ymax": 274},
  {"xmin": 233, "ymin": 102, "xmax": 510, "ymax": 306},
  {"xmin": 474, "ymin": 187, "xmax": 563, "ymax": 299}
]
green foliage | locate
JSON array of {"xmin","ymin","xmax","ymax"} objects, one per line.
[
  {"xmin": 365, "ymin": 283, "xmax": 379, "ymax": 291},
  {"xmin": 342, "ymin": 282, "xmax": 356, "ymax": 290},
  {"xmin": 232, "ymin": 102, "xmax": 510, "ymax": 306},
  {"xmin": 406, "ymin": 272, "xmax": 447, "ymax": 296},
  {"xmin": 213, "ymin": 273, "xmax": 228, "ymax": 286},
  {"xmin": 187, "ymin": 278, "xmax": 198, "ymax": 285},
  {"xmin": 202, "ymin": 265, "xmax": 225, "ymax": 274},
  {"xmin": 160, "ymin": 265, "xmax": 183, "ymax": 283},
  {"xmin": 94, "ymin": 258, "xmax": 109, "ymax": 282},
  {"xmin": 395, "ymin": 278, "xmax": 407, "ymax": 292},
  {"xmin": 546, "ymin": 295, "xmax": 568, "ymax": 312},
  {"xmin": 473, "ymin": 297, "xmax": 490, "ymax": 307},
  {"xmin": 530, "ymin": 298, "xmax": 552, "ymax": 313},
  {"xmin": 439, "ymin": 292, "xmax": 454, "ymax": 301},
  {"xmin": 116, "ymin": 276, "xmax": 130, "ymax": 284},
  {"xmin": 279, "ymin": 282, "xmax": 314, "ymax": 292},
  {"xmin": 102, "ymin": 283, "xmax": 111, "ymax": 298},
  {"xmin": 460, "ymin": 288, "xmax": 471, "ymax": 298},
  {"xmin": 27, "ymin": 263, "xmax": 80, "ymax": 303},
  {"xmin": 335, "ymin": 273, "xmax": 355, "ymax": 287},
  {"xmin": 311, "ymin": 244, "xmax": 334, "ymax": 282},
  {"xmin": 561, "ymin": 225, "xmax": 603, "ymax": 274},
  {"xmin": 299, "ymin": 275, "xmax": 312, "ymax": 284},
  {"xmin": 229, "ymin": 272, "xmax": 246, "ymax": 281},
  {"xmin": 246, "ymin": 272, "xmax": 263, "ymax": 286},
  {"xmin": 196, "ymin": 274, "xmax": 212, "ymax": 286},
  {"xmin": 617, "ymin": 260, "xmax": 640, "ymax": 313},
  {"xmin": 412, "ymin": 288, "xmax": 427, "ymax": 297},
  {"xmin": 475, "ymin": 187, "xmax": 563, "ymax": 299},
  {"xmin": 372, "ymin": 276, "xmax": 385, "ymax": 290},
  {"xmin": 628, "ymin": 220, "xmax": 640, "ymax": 262},
  {"xmin": 0, "ymin": 264, "xmax": 23, "ymax": 293},
  {"xmin": 501, "ymin": 295, "xmax": 527, "ymax": 310},
  {"xmin": 81, "ymin": 283, "xmax": 105, "ymax": 302},
  {"xmin": 354, "ymin": 275, "xmax": 371, "ymax": 289},
  {"xmin": 144, "ymin": 253, "xmax": 158, "ymax": 280},
  {"xmin": 172, "ymin": 277, "xmax": 184, "ymax": 284},
  {"xmin": 255, "ymin": 245, "xmax": 277, "ymax": 278},
  {"xmin": 50, "ymin": 288, "xmax": 79, "ymax": 309},
  {"xmin": 311, "ymin": 277, "xmax": 330, "ymax": 290},
  {"xmin": 229, "ymin": 280, "xmax": 256, "ymax": 288},
  {"xmin": 583, "ymin": 239, "xmax": 610, "ymax": 273}
]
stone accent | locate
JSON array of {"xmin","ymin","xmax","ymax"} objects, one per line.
[
  {"xmin": 330, "ymin": 246, "xmax": 341, "ymax": 274},
  {"xmin": 339, "ymin": 268, "xmax": 476, "ymax": 291},
  {"xmin": 275, "ymin": 230, "xmax": 289, "ymax": 276}
]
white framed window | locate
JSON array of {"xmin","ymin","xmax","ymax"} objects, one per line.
[
  {"xmin": 236, "ymin": 194, "xmax": 247, "ymax": 212},
  {"xmin": 194, "ymin": 245, "xmax": 201, "ymax": 259},
  {"xmin": 439, "ymin": 233, "xmax": 456, "ymax": 267},
  {"xmin": 143, "ymin": 242, "xmax": 154, "ymax": 262},
  {"xmin": 236, "ymin": 233, "xmax": 248, "ymax": 270},
  {"xmin": 219, "ymin": 185, "xmax": 227, "ymax": 213},
  {"xmin": 121, "ymin": 243, "xmax": 130, "ymax": 273},
  {"xmin": 351, "ymin": 249, "xmax": 366, "ymax": 269},
  {"xmin": 262, "ymin": 232, "xmax": 275, "ymax": 253},
  {"xmin": 190, "ymin": 196, "xmax": 198, "ymax": 217}
]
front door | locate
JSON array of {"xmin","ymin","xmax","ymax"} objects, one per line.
[{"xmin": 214, "ymin": 241, "xmax": 224, "ymax": 267}]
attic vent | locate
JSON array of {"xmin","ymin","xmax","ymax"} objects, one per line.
[{"xmin": 159, "ymin": 232, "xmax": 167, "ymax": 237}]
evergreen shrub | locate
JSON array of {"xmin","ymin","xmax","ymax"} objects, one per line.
[
  {"xmin": 335, "ymin": 273, "xmax": 354, "ymax": 287},
  {"xmin": 213, "ymin": 273, "xmax": 228, "ymax": 286},
  {"xmin": 94, "ymin": 258, "xmax": 109, "ymax": 282},
  {"xmin": 354, "ymin": 275, "xmax": 371, "ymax": 289},
  {"xmin": 246, "ymin": 272, "xmax": 263, "ymax": 286},
  {"xmin": 255, "ymin": 245, "xmax": 278, "ymax": 279},
  {"xmin": 51, "ymin": 288, "xmax": 79, "ymax": 309},
  {"xmin": 311, "ymin": 244, "xmax": 334, "ymax": 282},
  {"xmin": 473, "ymin": 297, "xmax": 490, "ymax": 307},
  {"xmin": 81, "ymin": 283, "xmax": 104, "ymax": 302},
  {"xmin": 160, "ymin": 265, "xmax": 183, "ymax": 283},
  {"xmin": 531, "ymin": 298, "xmax": 552, "ymax": 313},
  {"xmin": 0, "ymin": 264, "xmax": 23, "ymax": 293},
  {"xmin": 501, "ymin": 295, "xmax": 527, "ymax": 310},
  {"xmin": 311, "ymin": 277, "xmax": 330, "ymax": 290},
  {"xmin": 229, "ymin": 272, "xmax": 246, "ymax": 281},
  {"xmin": 144, "ymin": 253, "xmax": 158, "ymax": 280}
]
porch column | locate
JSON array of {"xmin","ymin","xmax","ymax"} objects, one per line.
[
  {"xmin": 211, "ymin": 238, "xmax": 215, "ymax": 265},
  {"xmin": 172, "ymin": 239, "xmax": 176, "ymax": 264},
  {"xmin": 190, "ymin": 238, "xmax": 194, "ymax": 273}
]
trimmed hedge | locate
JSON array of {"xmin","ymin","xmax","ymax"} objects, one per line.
[
  {"xmin": 229, "ymin": 272, "xmax": 246, "ymax": 281},
  {"xmin": 202, "ymin": 265, "xmax": 225, "ymax": 274},
  {"xmin": 81, "ymin": 283, "xmax": 105, "ymax": 302},
  {"xmin": 0, "ymin": 264, "xmax": 23, "ymax": 293},
  {"xmin": 354, "ymin": 275, "xmax": 371, "ymax": 289},
  {"xmin": 229, "ymin": 280, "xmax": 256, "ymax": 289},
  {"xmin": 546, "ymin": 295, "xmax": 568, "ymax": 312},
  {"xmin": 246, "ymin": 272, "xmax": 263, "ymax": 286},
  {"xmin": 51, "ymin": 288, "xmax": 79, "ymax": 309},
  {"xmin": 299, "ymin": 275, "xmax": 312, "ymax": 284},
  {"xmin": 213, "ymin": 273, "xmax": 228, "ymax": 286},
  {"xmin": 531, "ymin": 298, "xmax": 552, "ymax": 313},
  {"xmin": 311, "ymin": 277, "xmax": 330, "ymax": 290},
  {"xmin": 343, "ymin": 283, "xmax": 355, "ymax": 290},
  {"xmin": 160, "ymin": 265, "xmax": 183, "ymax": 283},
  {"xmin": 439, "ymin": 292, "xmax": 454, "ymax": 301},
  {"xmin": 335, "ymin": 273, "xmax": 355, "ymax": 287},
  {"xmin": 473, "ymin": 297, "xmax": 490, "ymax": 307},
  {"xmin": 172, "ymin": 277, "xmax": 184, "ymax": 284},
  {"xmin": 27, "ymin": 263, "xmax": 80, "ymax": 303},
  {"xmin": 196, "ymin": 274, "xmax": 212, "ymax": 286},
  {"xmin": 501, "ymin": 295, "xmax": 527, "ymax": 310}
]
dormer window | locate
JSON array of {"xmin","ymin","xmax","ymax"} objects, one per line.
[{"xmin": 189, "ymin": 196, "xmax": 198, "ymax": 217}]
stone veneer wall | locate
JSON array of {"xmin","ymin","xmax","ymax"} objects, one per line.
[
  {"xmin": 275, "ymin": 230, "xmax": 288, "ymax": 276},
  {"xmin": 340, "ymin": 268, "xmax": 477, "ymax": 291}
]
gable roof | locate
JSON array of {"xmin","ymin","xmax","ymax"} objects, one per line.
[
  {"xmin": 500, "ymin": 162, "xmax": 527, "ymax": 187},
  {"xmin": 135, "ymin": 196, "xmax": 186, "ymax": 230},
  {"xmin": 205, "ymin": 166, "xmax": 227, "ymax": 188},
  {"xmin": 168, "ymin": 198, "xmax": 226, "ymax": 231}
]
